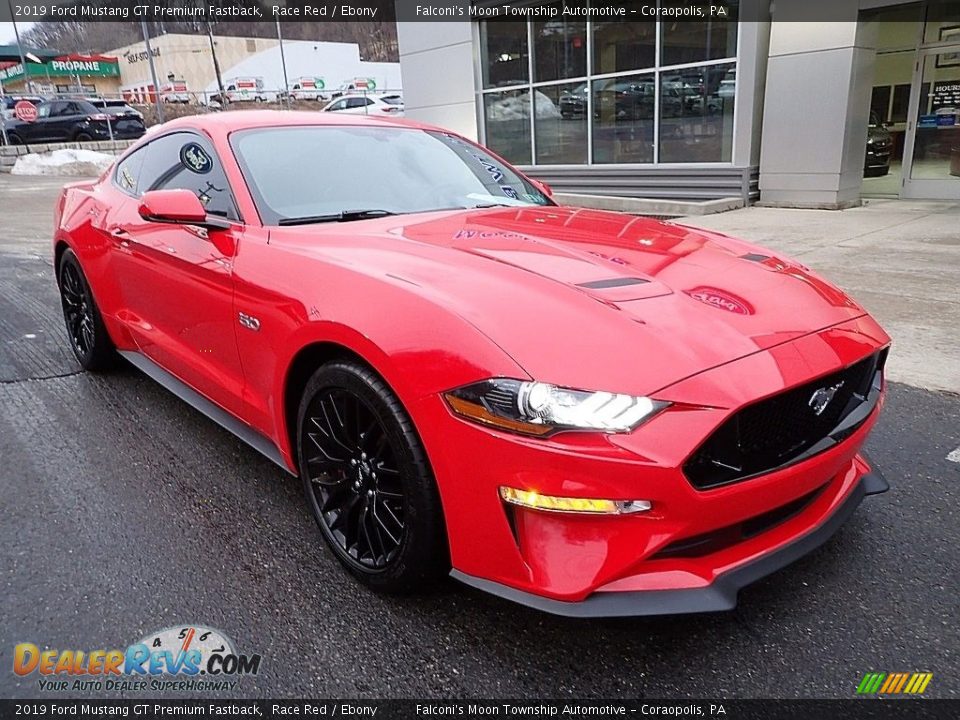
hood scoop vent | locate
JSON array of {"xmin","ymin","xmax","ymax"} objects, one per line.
[{"xmin": 577, "ymin": 277, "xmax": 650, "ymax": 289}]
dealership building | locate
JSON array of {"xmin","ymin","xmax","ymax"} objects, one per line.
[{"xmin": 397, "ymin": 0, "xmax": 960, "ymax": 207}]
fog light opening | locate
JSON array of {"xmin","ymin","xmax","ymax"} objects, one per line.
[{"xmin": 499, "ymin": 487, "xmax": 651, "ymax": 515}]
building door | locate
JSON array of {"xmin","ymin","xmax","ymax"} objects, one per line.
[{"xmin": 901, "ymin": 45, "xmax": 960, "ymax": 199}]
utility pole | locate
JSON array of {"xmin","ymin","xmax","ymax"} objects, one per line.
[
  {"xmin": 207, "ymin": 21, "xmax": 225, "ymax": 106},
  {"xmin": 276, "ymin": 19, "xmax": 290, "ymax": 108},
  {"xmin": 140, "ymin": 20, "xmax": 164, "ymax": 123},
  {"xmin": 0, "ymin": 75, "xmax": 8, "ymax": 146},
  {"xmin": 8, "ymin": 0, "xmax": 31, "ymax": 92}
]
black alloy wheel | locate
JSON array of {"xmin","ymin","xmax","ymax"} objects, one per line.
[
  {"xmin": 297, "ymin": 361, "xmax": 447, "ymax": 592},
  {"xmin": 58, "ymin": 250, "xmax": 115, "ymax": 370},
  {"xmin": 75, "ymin": 132, "xmax": 93, "ymax": 142}
]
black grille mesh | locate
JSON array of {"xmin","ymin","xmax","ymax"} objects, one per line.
[{"xmin": 684, "ymin": 349, "xmax": 886, "ymax": 489}]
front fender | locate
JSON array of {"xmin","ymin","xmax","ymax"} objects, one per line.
[{"xmin": 231, "ymin": 242, "xmax": 530, "ymax": 471}]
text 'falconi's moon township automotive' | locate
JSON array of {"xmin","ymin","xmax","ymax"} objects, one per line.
[{"xmin": 53, "ymin": 111, "xmax": 890, "ymax": 617}]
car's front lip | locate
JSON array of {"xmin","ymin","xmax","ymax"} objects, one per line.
[{"xmin": 452, "ymin": 464, "xmax": 887, "ymax": 617}]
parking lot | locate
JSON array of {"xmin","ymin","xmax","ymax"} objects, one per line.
[{"xmin": 0, "ymin": 173, "xmax": 957, "ymax": 699}]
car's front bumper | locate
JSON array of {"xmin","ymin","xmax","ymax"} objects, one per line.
[
  {"xmin": 412, "ymin": 316, "xmax": 890, "ymax": 615},
  {"xmin": 452, "ymin": 465, "xmax": 887, "ymax": 617}
]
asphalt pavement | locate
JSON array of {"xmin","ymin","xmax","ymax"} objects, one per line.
[{"xmin": 0, "ymin": 175, "xmax": 957, "ymax": 699}]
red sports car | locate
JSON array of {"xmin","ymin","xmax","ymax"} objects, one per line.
[{"xmin": 54, "ymin": 112, "xmax": 890, "ymax": 616}]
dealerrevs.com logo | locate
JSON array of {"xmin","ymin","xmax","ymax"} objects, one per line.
[{"xmin": 13, "ymin": 625, "xmax": 261, "ymax": 693}]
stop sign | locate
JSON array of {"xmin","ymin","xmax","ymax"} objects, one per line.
[{"xmin": 14, "ymin": 100, "xmax": 38, "ymax": 123}]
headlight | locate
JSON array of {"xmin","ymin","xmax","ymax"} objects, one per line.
[{"xmin": 443, "ymin": 379, "xmax": 669, "ymax": 437}]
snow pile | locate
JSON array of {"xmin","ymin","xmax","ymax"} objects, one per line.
[
  {"xmin": 11, "ymin": 148, "xmax": 115, "ymax": 177},
  {"xmin": 486, "ymin": 90, "xmax": 562, "ymax": 122}
]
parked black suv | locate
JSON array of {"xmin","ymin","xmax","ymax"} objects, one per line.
[{"xmin": 3, "ymin": 98, "xmax": 145, "ymax": 145}]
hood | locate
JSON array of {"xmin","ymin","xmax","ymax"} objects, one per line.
[{"xmin": 275, "ymin": 206, "xmax": 868, "ymax": 396}]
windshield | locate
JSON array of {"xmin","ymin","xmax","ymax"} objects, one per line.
[{"xmin": 231, "ymin": 126, "xmax": 553, "ymax": 225}]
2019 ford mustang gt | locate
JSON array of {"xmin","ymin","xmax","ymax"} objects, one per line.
[{"xmin": 54, "ymin": 111, "xmax": 890, "ymax": 616}]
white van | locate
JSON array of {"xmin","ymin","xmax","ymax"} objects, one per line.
[{"xmin": 217, "ymin": 77, "xmax": 268, "ymax": 104}]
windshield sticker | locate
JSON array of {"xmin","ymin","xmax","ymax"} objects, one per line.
[
  {"xmin": 180, "ymin": 143, "xmax": 212, "ymax": 175},
  {"xmin": 440, "ymin": 132, "xmax": 526, "ymax": 202}
]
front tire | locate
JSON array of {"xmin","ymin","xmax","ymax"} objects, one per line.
[
  {"xmin": 297, "ymin": 361, "xmax": 448, "ymax": 593},
  {"xmin": 57, "ymin": 249, "xmax": 115, "ymax": 370}
]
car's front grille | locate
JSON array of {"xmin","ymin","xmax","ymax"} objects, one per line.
[{"xmin": 684, "ymin": 349, "xmax": 887, "ymax": 490}]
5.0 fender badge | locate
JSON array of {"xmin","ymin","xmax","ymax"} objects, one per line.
[{"xmin": 180, "ymin": 143, "xmax": 212, "ymax": 174}]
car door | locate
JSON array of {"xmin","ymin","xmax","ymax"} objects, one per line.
[
  {"xmin": 346, "ymin": 97, "xmax": 373, "ymax": 115},
  {"xmin": 24, "ymin": 102, "xmax": 59, "ymax": 142},
  {"xmin": 48, "ymin": 101, "xmax": 81, "ymax": 141},
  {"xmin": 106, "ymin": 130, "xmax": 247, "ymax": 416}
]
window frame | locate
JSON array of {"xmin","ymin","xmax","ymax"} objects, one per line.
[
  {"xmin": 111, "ymin": 129, "xmax": 243, "ymax": 223},
  {"xmin": 476, "ymin": 14, "xmax": 741, "ymax": 169}
]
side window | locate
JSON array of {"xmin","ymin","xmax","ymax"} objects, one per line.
[
  {"xmin": 328, "ymin": 99, "xmax": 346, "ymax": 111},
  {"xmin": 137, "ymin": 132, "xmax": 239, "ymax": 221},
  {"xmin": 346, "ymin": 98, "xmax": 367, "ymax": 109},
  {"xmin": 113, "ymin": 145, "xmax": 148, "ymax": 196},
  {"xmin": 37, "ymin": 104, "xmax": 52, "ymax": 119}
]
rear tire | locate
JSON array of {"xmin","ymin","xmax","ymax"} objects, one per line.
[
  {"xmin": 75, "ymin": 132, "xmax": 93, "ymax": 142},
  {"xmin": 57, "ymin": 249, "xmax": 115, "ymax": 371},
  {"xmin": 7, "ymin": 132, "xmax": 23, "ymax": 145},
  {"xmin": 297, "ymin": 361, "xmax": 448, "ymax": 593}
]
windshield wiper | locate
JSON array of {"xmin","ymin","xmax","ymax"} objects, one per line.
[{"xmin": 278, "ymin": 209, "xmax": 396, "ymax": 226}]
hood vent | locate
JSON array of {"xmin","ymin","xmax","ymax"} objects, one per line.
[{"xmin": 577, "ymin": 277, "xmax": 650, "ymax": 290}]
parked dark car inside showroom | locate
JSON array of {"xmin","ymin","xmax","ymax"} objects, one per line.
[{"xmin": 864, "ymin": 112, "xmax": 893, "ymax": 177}]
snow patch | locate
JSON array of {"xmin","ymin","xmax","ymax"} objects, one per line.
[{"xmin": 11, "ymin": 148, "xmax": 115, "ymax": 177}]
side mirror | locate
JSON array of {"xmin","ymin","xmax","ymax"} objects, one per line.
[
  {"xmin": 138, "ymin": 189, "xmax": 231, "ymax": 230},
  {"xmin": 532, "ymin": 179, "xmax": 554, "ymax": 198}
]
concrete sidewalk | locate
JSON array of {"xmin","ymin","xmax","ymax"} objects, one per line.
[{"xmin": 681, "ymin": 199, "xmax": 960, "ymax": 395}]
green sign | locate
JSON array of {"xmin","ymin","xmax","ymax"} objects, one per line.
[
  {"xmin": 0, "ymin": 64, "xmax": 24, "ymax": 81},
  {"xmin": 0, "ymin": 58, "xmax": 120, "ymax": 82}
]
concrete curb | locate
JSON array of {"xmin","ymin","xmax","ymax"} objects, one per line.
[
  {"xmin": 0, "ymin": 139, "xmax": 137, "ymax": 173},
  {"xmin": 555, "ymin": 192, "xmax": 744, "ymax": 217}
]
